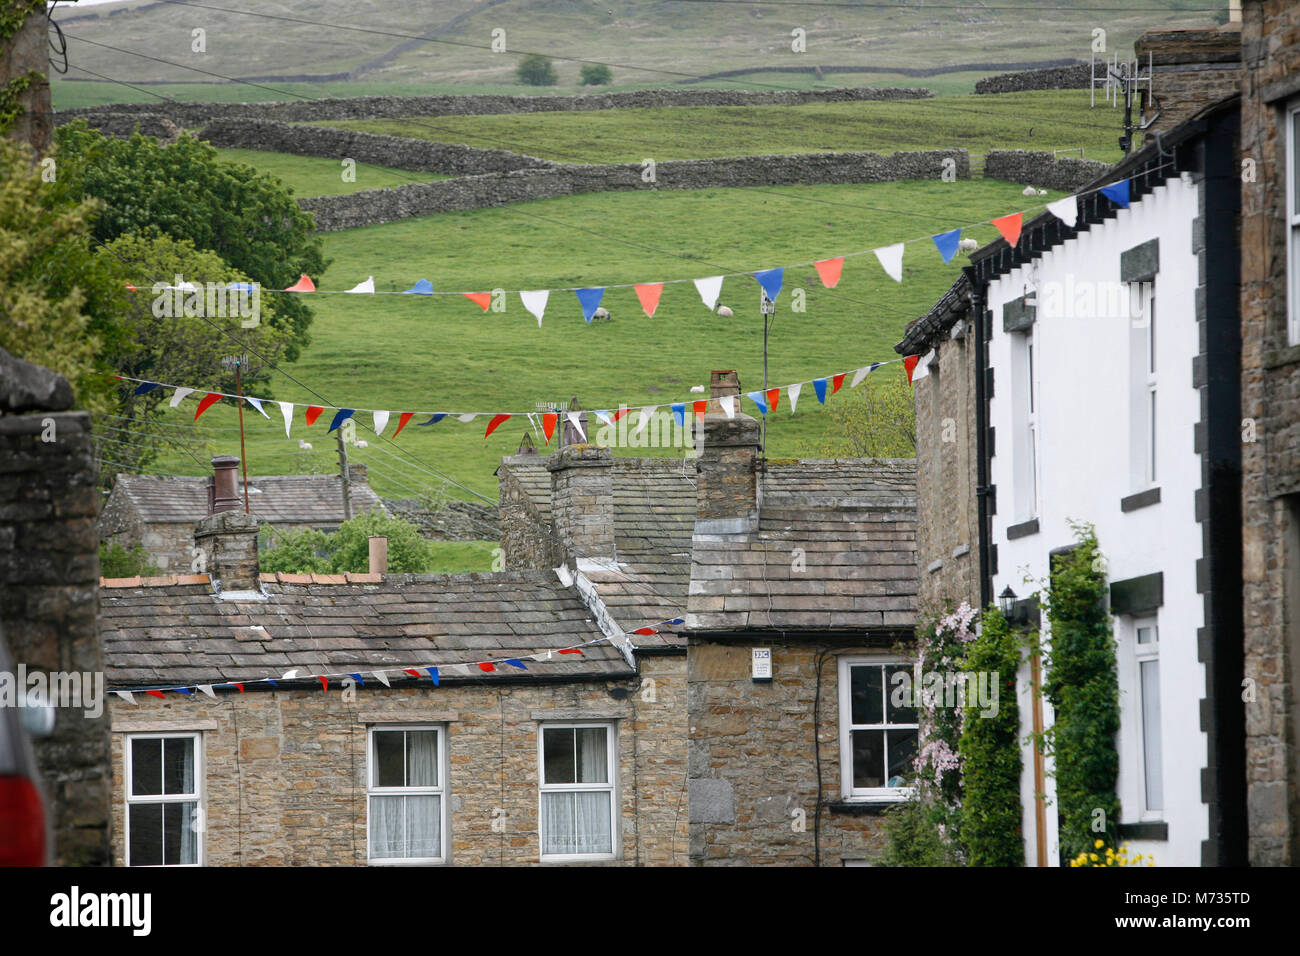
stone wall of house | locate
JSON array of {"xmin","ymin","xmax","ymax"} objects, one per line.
[
  {"xmin": 912, "ymin": 331, "xmax": 983, "ymax": 614},
  {"xmin": 1239, "ymin": 0, "xmax": 1300, "ymax": 867},
  {"xmin": 1135, "ymin": 26, "xmax": 1242, "ymax": 143},
  {"xmin": 687, "ymin": 638, "xmax": 900, "ymax": 865},
  {"xmin": 497, "ymin": 468, "xmax": 562, "ymax": 571},
  {"xmin": 386, "ymin": 499, "xmax": 501, "ymax": 542},
  {"xmin": 983, "ymin": 150, "xmax": 1112, "ymax": 192},
  {"xmin": 56, "ymin": 85, "xmax": 933, "ymax": 130},
  {"xmin": 107, "ymin": 654, "xmax": 687, "ymax": 866},
  {"xmin": 974, "ymin": 64, "xmax": 1092, "ymax": 94},
  {"xmin": 0, "ymin": 359, "xmax": 111, "ymax": 865},
  {"xmin": 298, "ymin": 149, "xmax": 971, "ymax": 231}
]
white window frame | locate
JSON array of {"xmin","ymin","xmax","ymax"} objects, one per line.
[
  {"xmin": 1011, "ymin": 328, "xmax": 1039, "ymax": 521},
  {"xmin": 366, "ymin": 724, "xmax": 448, "ymax": 866},
  {"xmin": 838, "ymin": 657, "xmax": 919, "ymax": 803},
  {"xmin": 1132, "ymin": 618, "xmax": 1163, "ymax": 820},
  {"xmin": 537, "ymin": 721, "xmax": 618, "ymax": 862},
  {"xmin": 1141, "ymin": 282, "xmax": 1157, "ymax": 486},
  {"xmin": 124, "ymin": 732, "xmax": 203, "ymax": 867},
  {"xmin": 1287, "ymin": 99, "xmax": 1300, "ymax": 346}
]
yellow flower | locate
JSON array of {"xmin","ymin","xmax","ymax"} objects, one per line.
[{"xmin": 1095, "ymin": 839, "xmax": 1104, "ymax": 849}]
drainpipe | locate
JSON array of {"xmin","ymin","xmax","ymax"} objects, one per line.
[{"xmin": 966, "ymin": 269, "xmax": 993, "ymax": 612}]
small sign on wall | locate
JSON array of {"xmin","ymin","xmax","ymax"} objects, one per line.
[{"xmin": 752, "ymin": 647, "xmax": 772, "ymax": 682}]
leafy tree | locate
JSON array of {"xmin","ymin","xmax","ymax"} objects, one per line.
[
  {"xmin": 95, "ymin": 233, "xmax": 292, "ymax": 477},
  {"xmin": 99, "ymin": 541, "xmax": 162, "ymax": 578},
  {"xmin": 0, "ymin": 137, "xmax": 128, "ymax": 412},
  {"xmin": 52, "ymin": 123, "xmax": 328, "ymax": 363},
  {"xmin": 516, "ymin": 54, "xmax": 558, "ymax": 87},
  {"xmin": 579, "ymin": 64, "xmax": 613, "ymax": 86},
  {"xmin": 799, "ymin": 367, "xmax": 916, "ymax": 458},
  {"xmin": 259, "ymin": 512, "xmax": 439, "ymax": 574}
]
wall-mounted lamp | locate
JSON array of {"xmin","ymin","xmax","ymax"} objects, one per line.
[{"xmin": 999, "ymin": 586, "xmax": 1018, "ymax": 619}]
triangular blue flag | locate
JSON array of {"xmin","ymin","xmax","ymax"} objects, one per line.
[
  {"xmin": 745, "ymin": 391, "xmax": 768, "ymax": 415},
  {"xmin": 814, "ymin": 378, "xmax": 828, "ymax": 404},
  {"xmin": 226, "ymin": 282, "xmax": 257, "ymax": 292},
  {"xmin": 505, "ymin": 659, "xmax": 528, "ymax": 670},
  {"xmin": 666, "ymin": 618, "xmax": 685, "ymax": 626},
  {"xmin": 402, "ymin": 279, "xmax": 434, "ymax": 295},
  {"xmin": 576, "ymin": 287, "xmax": 605, "ymax": 323},
  {"xmin": 265, "ymin": 680, "xmax": 278, "ymax": 687},
  {"xmin": 173, "ymin": 687, "xmax": 192, "ymax": 696},
  {"xmin": 425, "ymin": 666, "xmax": 439, "ymax": 686},
  {"xmin": 869, "ymin": 362, "xmax": 883, "ymax": 372},
  {"xmin": 132, "ymin": 381, "xmax": 160, "ymax": 396},
  {"xmin": 754, "ymin": 267, "xmax": 784, "ymax": 302},
  {"xmin": 328, "ymin": 408, "xmax": 356, "ymax": 433},
  {"xmin": 1100, "ymin": 179, "xmax": 1130, "ymax": 208},
  {"xmin": 670, "ymin": 403, "xmax": 685, "ymax": 426},
  {"xmin": 418, "ymin": 413, "xmax": 447, "ymax": 426},
  {"xmin": 348, "ymin": 673, "xmax": 365, "ymax": 686},
  {"xmin": 932, "ymin": 228, "xmax": 962, "ymax": 264}
]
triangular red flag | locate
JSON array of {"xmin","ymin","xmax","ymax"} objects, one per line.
[
  {"xmin": 634, "ymin": 283, "xmax": 663, "ymax": 317},
  {"xmin": 231, "ymin": 682, "xmax": 245, "ymax": 693},
  {"xmin": 814, "ymin": 257, "xmax": 844, "ymax": 288},
  {"xmin": 542, "ymin": 412, "xmax": 558, "ymax": 444},
  {"xmin": 485, "ymin": 413, "xmax": 511, "ymax": 437},
  {"xmin": 766, "ymin": 388, "xmax": 780, "ymax": 412},
  {"xmin": 904, "ymin": 355, "xmax": 920, "ymax": 384},
  {"xmin": 284, "ymin": 274, "xmax": 315, "ymax": 292},
  {"xmin": 693, "ymin": 400, "xmax": 708, "ymax": 420},
  {"xmin": 633, "ymin": 627, "xmax": 657, "ymax": 636},
  {"xmin": 403, "ymin": 668, "xmax": 420, "ymax": 678},
  {"xmin": 832, "ymin": 373, "xmax": 846, "ymax": 394},
  {"xmin": 145, "ymin": 690, "xmax": 166, "ymax": 699},
  {"xmin": 194, "ymin": 392, "xmax": 222, "ymax": 421},
  {"xmin": 612, "ymin": 407, "xmax": 630, "ymax": 423},
  {"xmin": 304, "ymin": 405, "xmax": 324, "ymax": 426},
  {"xmin": 992, "ymin": 213, "xmax": 1023, "ymax": 247},
  {"xmin": 317, "ymin": 676, "xmax": 328, "ymax": 691},
  {"xmin": 463, "ymin": 292, "xmax": 491, "ymax": 312},
  {"xmin": 391, "ymin": 412, "xmax": 414, "ymax": 438},
  {"xmin": 478, "ymin": 662, "xmax": 496, "ymax": 672},
  {"xmin": 559, "ymin": 648, "xmax": 584, "ymax": 655}
]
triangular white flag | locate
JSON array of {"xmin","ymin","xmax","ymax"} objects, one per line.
[
  {"xmin": 719, "ymin": 395, "xmax": 735, "ymax": 419},
  {"xmin": 373, "ymin": 410, "xmax": 390, "ymax": 436},
  {"xmin": 278, "ymin": 401, "xmax": 294, "ymax": 438},
  {"xmin": 246, "ymin": 397, "xmax": 270, "ymax": 419},
  {"xmin": 694, "ymin": 276, "xmax": 724, "ymax": 311},
  {"xmin": 912, "ymin": 349, "xmax": 936, "ymax": 381},
  {"xmin": 566, "ymin": 411, "xmax": 586, "ymax": 442},
  {"xmin": 634, "ymin": 406, "xmax": 657, "ymax": 437},
  {"xmin": 874, "ymin": 243, "xmax": 905, "ymax": 283},
  {"xmin": 457, "ymin": 413, "xmax": 478, "ymax": 423},
  {"xmin": 526, "ymin": 412, "xmax": 539, "ymax": 439},
  {"xmin": 282, "ymin": 669, "xmax": 299, "ymax": 680},
  {"xmin": 520, "ymin": 290, "xmax": 549, "ymax": 327},
  {"xmin": 593, "ymin": 410, "xmax": 614, "ymax": 428},
  {"xmin": 169, "ymin": 387, "xmax": 194, "ymax": 408},
  {"xmin": 1047, "ymin": 195, "xmax": 1078, "ymax": 228},
  {"xmin": 115, "ymin": 691, "xmax": 137, "ymax": 706},
  {"xmin": 788, "ymin": 383, "xmax": 802, "ymax": 414},
  {"xmin": 373, "ymin": 670, "xmax": 390, "ymax": 687},
  {"xmin": 198, "ymin": 684, "xmax": 216, "ymax": 699},
  {"xmin": 346, "ymin": 276, "xmax": 375, "ymax": 294},
  {"xmin": 851, "ymin": 366, "xmax": 872, "ymax": 388}
]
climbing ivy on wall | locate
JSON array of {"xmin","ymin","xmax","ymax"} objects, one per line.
[
  {"xmin": 0, "ymin": 1, "xmax": 47, "ymax": 134},
  {"xmin": 1040, "ymin": 521, "xmax": 1121, "ymax": 863}
]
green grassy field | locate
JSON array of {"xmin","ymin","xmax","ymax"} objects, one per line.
[
  {"xmin": 211, "ymin": 148, "xmax": 446, "ymax": 197},
  {"xmin": 316, "ymin": 91, "xmax": 1126, "ymax": 166},
  {"xmin": 145, "ymin": 177, "xmax": 1065, "ymax": 503}
]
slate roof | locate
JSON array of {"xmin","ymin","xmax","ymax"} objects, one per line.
[
  {"xmin": 106, "ymin": 473, "xmax": 385, "ymax": 526},
  {"xmin": 498, "ymin": 456, "xmax": 695, "ymax": 649},
  {"xmin": 100, "ymin": 570, "xmax": 630, "ymax": 689},
  {"xmin": 686, "ymin": 459, "xmax": 918, "ymax": 633}
]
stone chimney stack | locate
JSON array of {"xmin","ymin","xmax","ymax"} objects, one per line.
[
  {"xmin": 546, "ymin": 442, "xmax": 616, "ymax": 568},
  {"xmin": 1134, "ymin": 24, "xmax": 1241, "ymax": 143},
  {"xmin": 695, "ymin": 369, "xmax": 760, "ymax": 535},
  {"xmin": 197, "ymin": 457, "xmax": 259, "ymax": 591}
]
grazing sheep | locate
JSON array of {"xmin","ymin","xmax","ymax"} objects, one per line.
[
  {"xmin": 1021, "ymin": 185, "xmax": 1038, "ymax": 196},
  {"xmin": 716, "ymin": 304, "xmax": 734, "ymax": 317},
  {"xmin": 591, "ymin": 306, "xmax": 611, "ymax": 321},
  {"xmin": 689, "ymin": 384, "xmax": 706, "ymax": 393},
  {"xmin": 298, "ymin": 440, "xmax": 313, "ymax": 450},
  {"xmin": 958, "ymin": 237, "xmax": 979, "ymax": 254},
  {"xmin": 353, "ymin": 439, "xmax": 369, "ymax": 448},
  {"xmin": 1037, "ymin": 189, "xmax": 1048, "ymax": 196}
]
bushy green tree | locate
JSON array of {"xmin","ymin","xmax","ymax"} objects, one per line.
[
  {"xmin": 99, "ymin": 541, "xmax": 162, "ymax": 578},
  {"xmin": 0, "ymin": 137, "xmax": 128, "ymax": 412},
  {"xmin": 799, "ymin": 367, "xmax": 916, "ymax": 458},
  {"xmin": 52, "ymin": 123, "xmax": 328, "ymax": 362},
  {"xmin": 579, "ymin": 64, "xmax": 613, "ymax": 86},
  {"xmin": 260, "ymin": 512, "xmax": 439, "ymax": 574},
  {"xmin": 516, "ymin": 54, "xmax": 558, "ymax": 87}
]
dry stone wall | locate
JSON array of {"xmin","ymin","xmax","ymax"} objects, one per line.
[{"xmin": 983, "ymin": 149, "xmax": 1112, "ymax": 192}]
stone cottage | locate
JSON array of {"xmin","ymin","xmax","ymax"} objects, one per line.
[
  {"xmin": 99, "ymin": 504, "xmax": 688, "ymax": 865},
  {"xmin": 98, "ymin": 457, "xmax": 386, "ymax": 572}
]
